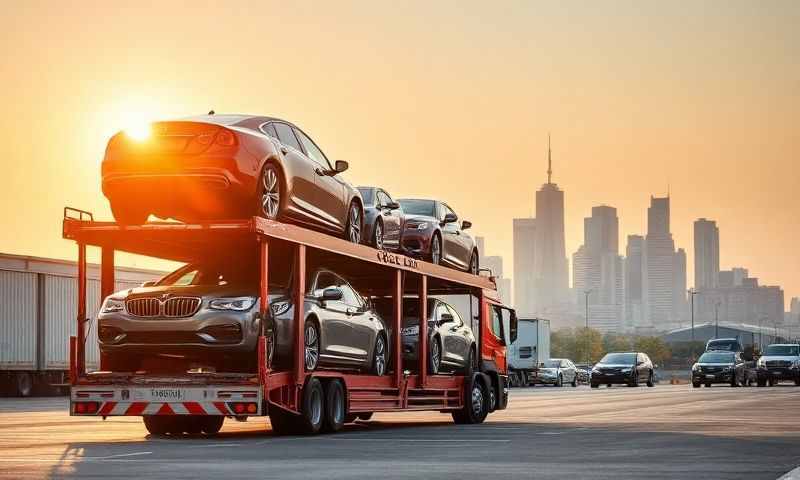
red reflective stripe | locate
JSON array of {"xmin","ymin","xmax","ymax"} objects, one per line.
[
  {"xmin": 125, "ymin": 402, "xmax": 148, "ymax": 416},
  {"xmin": 99, "ymin": 401, "xmax": 117, "ymax": 416},
  {"xmin": 156, "ymin": 403, "xmax": 175, "ymax": 415},
  {"xmin": 183, "ymin": 402, "xmax": 206, "ymax": 415},
  {"xmin": 213, "ymin": 402, "xmax": 229, "ymax": 414}
]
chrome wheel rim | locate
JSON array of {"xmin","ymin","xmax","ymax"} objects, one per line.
[
  {"xmin": 471, "ymin": 385, "xmax": 484, "ymax": 417},
  {"xmin": 333, "ymin": 388, "xmax": 344, "ymax": 423},
  {"xmin": 374, "ymin": 336, "xmax": 386, "ymax": 376},
  {"xmin": 305, "ymin": 324, "xmax": 319, "ymax": 371},
  {"xmin": 261, "ymin": 168, "xmax": 280, "ymax": 219},
  {"xmin": 348, "ymin": 205, "xmax": 361, "ymax": 243},
  {"xmin": 431, "ymin": 237, "xmax": 441, "ymax": 264},
  {"xmin": 309, "ymin": 388, "xmax": 322, "ymax": 425},
  {"xmin": 430, "ymin": 340, "xmax": 440, "ymax": 373},
  {"xmin": 374, "ymin": 222, "xmax": 383, "ymax": 250}
]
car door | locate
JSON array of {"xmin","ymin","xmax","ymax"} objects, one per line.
[
  {"xmin": 442, "ymin": 304, "xmax": 470, "ymax": 367},
  {"xmin": 376, "ymin": 189, "xmax": 402, "ymax": 248},
  {"xmin": 272, "ymin": 122, "xmax": 320, "ymax": 224},
  {"xmin": 294, "ymin": 127, "xmax": 348, "ymax": 233},
  {"xmin": 562, "ymin": 360, "xmax": 575, "ymax": 383},
  {"xmin": 337, "ymin": 280, "xmax": 374, "ymax": 365},
  {"xmin": 439, "ymin": 203, "xmax": 466, "ymax": 269},
  {"xmin": 309, "ymin": 271, "xmax": 351, "ymax": 364}
]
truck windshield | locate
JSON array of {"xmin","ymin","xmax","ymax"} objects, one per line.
[
  {"xmin": 765, "ymin": 345, "xmax": 800, "ymax": 356},
  {"xmin": 698, "ymin": 352, "xmax": 735, "ymax": 363},
  {"xmin": 707, "ymin": 340, "xmax": 739, "ymax": 351},
  {"xmin": 398, "ymin": 199, "xmax": 435, "ymax": 217},
  {"xmin": 599, "ymin": 353, "xmax": 636, "ymax": 365}
]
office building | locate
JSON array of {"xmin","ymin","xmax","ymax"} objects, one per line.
[{"xmin": 694, "ymin": 218, "xmax": 720, "ymax": 289}]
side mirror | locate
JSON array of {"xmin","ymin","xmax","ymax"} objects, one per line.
[
  {"xmin": 320, "ymin": 287, "xmax": 343, "ymax": 301},
  {"xmin": 442, "ymin": 212, "xmax": 458, "ymax": 224},
  {"xmin": 385, "ymin": 201, "xmax": 400, "ymax": 210},
  {"xmin": 333, "ymin": 160, "xmax": 349, "ymax": 174},
  {"xmin": 439, "ymin": 313, "xmax": 454, "ymax": 324},
  {"xmin": 141, "ymin": 281, "xmax": 156, "ymax": 287},
  {"xmin": 461, "ymin": 220, "xmax": 472, "ymax": 230}
]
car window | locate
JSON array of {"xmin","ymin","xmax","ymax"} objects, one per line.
[
  {"xmin": 312, "ymin": 271, "xmax": 340, "ymax": 298},
  {"xmin": 294, "ymin": 128, "xmax": 330, "ymax": 168},
  {"xmin": 442, "ymin": 204, "xmax": 457, "ymax": 222},
  {"xmin": 490, "ymin": 305, "xmax": 502, "ymax": 340},
  {"xmin": 357, "ymin": 188, "xmax": 375, "ymax": 206},
  {"xmin": 435, "ymin": 302, "xmax": 449, "ymax": 321},
  {"xmin": 339, "ymin": 283, "xmax": 364, "ymax": 309},
  {"xmin": 274, "ymin": 123, "xmax": 303, "ymax": 152},
  {"xmin": 397, "ymin": 199, "xmax": 436, "ymax": 217},
  {"xmin": 377, "ymin": 190, "xmax": 391, "ymax": 207},
  {"xmin": 260, "ymin": 122, "xmax": 278, "ymax": 139},
  {"xmin": 445, "ymin": 305, "xmax": 464, "ymax": 326}
]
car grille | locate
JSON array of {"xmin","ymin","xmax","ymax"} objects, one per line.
[
  {"xmin": 598, "ymin": 368, "xmax": 623, "ymax": 374},
  {"xmin": 126, "ymin": 297, "xmax": 201, "ymax": 318},
  {"xmin": 766, "ymin": 360, "xmax": 791, "ymax": 368},
  {"xmin": 700, "ymin": 366, "xmax": 723, "ymax": 373}
]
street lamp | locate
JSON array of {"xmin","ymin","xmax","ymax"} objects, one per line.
[
  {"xmin": 584, "ymin": 290, "xmax": 591, "ymax": 364},
  {"xmin": 688, "ymin": 289, "xmax": 699, "ymax": 343},
  {"xmin": 714, "ymin": 300, "xmax": 721, "ymax": 339}
]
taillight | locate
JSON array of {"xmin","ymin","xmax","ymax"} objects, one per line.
[
  {"xmin": 215, "ymin": 129, "xmax": 236, "ymax": 147},
  {"xmin": 74, "ymin": 401, "xmax": 100, "ymax": 414},
  {"xmin": 229, "ymin": 402, "xmax": 258, "ymax": 414}
]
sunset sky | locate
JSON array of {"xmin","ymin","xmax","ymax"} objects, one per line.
[{"xmin": 1, "ymin": 1, "xmax": 797, "ymax": 307}]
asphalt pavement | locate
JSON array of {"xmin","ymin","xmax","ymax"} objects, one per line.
[{"xmin": 1, "ymin": 384, "xmax": 799, "ymax": 479}]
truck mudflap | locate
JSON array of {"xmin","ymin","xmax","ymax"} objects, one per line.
[{"xmin": 70, "ymin": 385, "xmax": 263, "ymax": 416}]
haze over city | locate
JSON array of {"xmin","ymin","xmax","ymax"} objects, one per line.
[{"xmin": 0, "ymin": 0, "xmax": 797, "ymax": 307}]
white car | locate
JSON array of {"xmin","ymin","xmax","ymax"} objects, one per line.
[{"xmin": 756, "ymin": 344, "xmax": 800, "ymax": 387}]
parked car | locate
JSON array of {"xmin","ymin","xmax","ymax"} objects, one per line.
[
  {"xmin": 534, "ymin": 359, "xmax": 578, "ymax": 387},
  {"xmin": 373, "ymin": 297, "xmax": 477, "ymax": 374},
  {"xmin": 102, "ymin": 114, "xmax": 364, "ymax": 243},
  {"xmin": 574, "ymin": 363, "xmax": 592, "ymax": 384},
  {"xmin": 590, "ymin": 352, "xmax": 655, "ymax": 388},
  {"xmin": 357, "ymin": 186, "xmax": 404, "ymax": 251},
  {"xmin": 756, "ymin": 344, "xmax": 800, "ymax": 387},
  {"xmin": 396, "ymin": 199, "xmax": 479, "ymax": 274},
  {"xmin": 691, "ymin": 351, "xmax": 752, "ymax": 388},
  {"xmin": 98, "ymin": 255, "xmax": 389, "ymax": 376}
]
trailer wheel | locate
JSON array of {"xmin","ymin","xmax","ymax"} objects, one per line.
[
  {"xmin": 322, "ymin": 379, "xmax": 346, "ymax": 433},
  {"xmin": 16, "ymin": 373, "xmax": 33, "ymax": 397},
  {"xmin": 201, "ymin": 416, "xmax": 224, "ymax": 435},
  {"xmin": 300, "ymin": 377, "xmax": 324, "ymax": 434},
  {"xmin": 142, "ymin": 416, "xmax": 171, "ymax": 435},
  {"xmin": 452, "ymin": 373, "xmax": 488, "ymax": 425}
]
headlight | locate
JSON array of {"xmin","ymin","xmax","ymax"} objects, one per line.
[
  {"xmin": 692, "ymin": 364, "xmax": 700, "ymax": 371},
  {"xmin": 591, "ymin": 367, "xmax": 600, "ymax": 373},
  {"xmin": 101, "ymin": 297, "xmax": 125, "ymax": 314},
  {"xmin": 401, "ymin": 325, "xmax": 419, "ymax": 336},
  {"xmin": 791, "ymin": 360, "xmax": 800, "ymax": 369},
  {"xmin": 209, "ymin": 297, "xmax": 256, "ymax": 311},
  {"xmin": 722, "ymin": 366, "xmax": 733, "ymax": 372},
  {"xmin": 620, "ymin": 367, "xmax": 632, "ymax": 372},
  {"xmin": 406, "ymin": 222, "xmax": 429, "ymax": 230},
  {"xmin": 757, "ymin": 358, "xmax": 766, "ymax": 368}
]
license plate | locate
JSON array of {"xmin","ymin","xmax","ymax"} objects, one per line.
[
  {"xmin": 149, "ymin": 388, "xmax": 186, "ymax": 401},
  {"xmin": 705, "ymin": 374, "xmax": 715, "ymax": 379}
]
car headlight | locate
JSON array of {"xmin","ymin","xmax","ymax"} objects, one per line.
[
  {"xmin": 209, "ymin": 296, "xmax": 256, "ymax": 311},
  {"xmin": 401, "ymin": 325, "xmax": 419, "ymax": 336},
  {"xmin": 757, "ymin": 358, "xmax": 766, "ymax": 369},
  {"xmin": 591, "ymin": 367, "xmax": 600, "ymax": 373},
  {"xmin": 101, "ymin": 297, "xmax": 125, "ymax": 314},
  {"xmin": 692, "ymin": 363, "xmax": 700, "ymax": 372},
  {"xmin": 620, "ymin": 367, "xmax": 632, "ymax": 373},
  {"xmin": 791, "ymin": 360, "xmax": 800, "ymax": 369},
  {"xmin": 722, "ymin": 366, "xmax": 733, "ymax": 372},
  {"xmin": 406, "ymin": 222, "xmax": 429, "ymax": 230}
]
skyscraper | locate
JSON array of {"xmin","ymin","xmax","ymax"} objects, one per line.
[
  {"xmin": 513, "ymin": 218, "xmax": 536, "ymax": 316},
  {"xmin": 477, "ymin": 236, "xmax": 511, "ymax": 305},
  {"xmin": 642, "ymin": 196, "xmax": 686, "ymax": 329},
  {"xmin": 694, "ymin": 218, "xmax": 720, "ymax": 289},
  {"xmin": 533, "ymin": 137, "xmax": 569, "ymax": 312},
  {"xmin": 625, "ymin": 235, "xmax": 644, "ymax": 329}
]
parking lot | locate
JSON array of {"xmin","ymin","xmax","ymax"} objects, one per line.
[{"xmin": 0, "ymin": 384, "xmax": 798, "ymax": 479}]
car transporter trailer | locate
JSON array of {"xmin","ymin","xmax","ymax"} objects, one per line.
[{"xmin": 62, "ymin": 207, "xmax": 517, "ymax": 435}]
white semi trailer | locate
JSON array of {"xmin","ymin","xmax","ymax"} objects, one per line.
[{"xmin": 507, "ymin": 318, "xmax": 550, "ymax": 387}]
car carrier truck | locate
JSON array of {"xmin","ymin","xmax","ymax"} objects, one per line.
[
  {"xmin": 62, "ymin": 208, "xmax": 518, "ymax": 435},
  {"xmin": 507, "ymin": 318, "xmax": 550, "ymax": 387}
]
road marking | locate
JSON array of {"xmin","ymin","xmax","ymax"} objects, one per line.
[
  {"xmin": 330, "ymin": 438, "xmax": 511, "ymax": 443},
  {"xmin": 195, "ymin": 443, "xmax": 242, "ymax": 448},
  {"xmin": 89, "ymin": 451, "xmax": 153, "ymax": 459}
]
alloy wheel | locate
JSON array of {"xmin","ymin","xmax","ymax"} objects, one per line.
[
  {"xmin": 261, "ymin": 167, "xmax": 280, "ymax": 219},
  {"xmin": 348, "ymin": 204, "xmax": 361, "ymax": 243},
  {"xmin": 374, "ymin": 222, "xmax": 384, "ymax": 250},
  {"xmin": 471, "ymin": 384, "xmax": 484, "ymax": 418},
  {"xmin": 430, "ymin": 339, "xmax": 441, "ymax": 374},
  {"xmin": 431, "ymin": 236, "xmax": 441, "ymax": 264},
  {"xmin": 373, "ymin": 335, "xmax": 386, "ymax": 376},
  {"xmin": 305, "ymin": 323, "xmax": 319, "ymax": 371}
]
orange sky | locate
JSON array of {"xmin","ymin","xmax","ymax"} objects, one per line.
[{"xmin": 1, "ymin": 1, "xmax": 797, "ymax": 307}]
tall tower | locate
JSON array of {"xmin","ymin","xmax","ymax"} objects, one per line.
[
  {"xmin": 513, "ymin": 218, "xmax": 536, "ymax": 316},
  {"xmin": 642, "ymin": 196, "xmax": 685, "ymax": 328},
  {"xmin": 694, "ymin": 218, "xmax": 720, "ymax": 289},
  {"xmin": 533, "ymin": 136, "xmax": 569, "ymax": 312}
]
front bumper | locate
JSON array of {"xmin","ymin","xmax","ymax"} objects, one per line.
[
  {"xmin": 590, "ymin": 372, "xmax": 635, "ymax": 384},
  {"xmin": 756, "ymin": 368, "xmax": 800, "ymax": 381},
  {"xmin": 400, "ymin": 229, "xmax": 433, "ymax": 259},
  {"xmin": 692, "ymin": 371, "xmax": 734, "ymax": 384}
]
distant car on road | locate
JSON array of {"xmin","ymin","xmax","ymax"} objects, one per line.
[
  {"xmin": 102, "ymin": 114, "xmax": 365, "ymax": 244},
  {"xmin": 396, "ymin": 199, "xmax": 479, "ymax": 274},
  {"xmin": 357, "ymin": 187, "xmax": 404, "ymax": 251},
  {"xmin": 692, "ymin": 351, "xmax": 752, "ymax": 388},
  {"xmin": 534, "ymin": 359, "xmax": 578, "ymax": 387},
  {"xmin": 591, "ymin": 352, "xmax": 655, "ymax": 388},
  {"xmin": 756, "ymin": 344, "xmax": 800, "ymax": 387},
  {"xmin": 574, "ymin": 363, "xmax": 592, "ymax": 384}
]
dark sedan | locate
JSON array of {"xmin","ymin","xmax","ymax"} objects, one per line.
[
  {"xmin": 374, "ymin": 297, "xmax": 477, "ymax": 374},
  {"xmin": 396, "ymin": 199, "xmax": 479, "ymax": 274},
  {"xmin": 98, "ymin": 255, "xmax": 388, "ymax": 376},
  {"xmin": 590, "ymin": 352, "xmax": 655, "ymax": 388},
  {"xmin": 357, "ymin": 186, "xmax": 404, "ymax": 251},
  {"xmin": 102, "ymin": 114, "xmax": 364, "ymax": 243},
  {"xmin": 691, "ymin": 351, "xmax": 749, "ymax": 388}
]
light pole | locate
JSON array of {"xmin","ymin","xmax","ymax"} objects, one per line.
[
  {"xmin": 688, "ymin": 289, "xmax": 699, "ymax": 344},
  {"xmin": 584, "ymin": 290, "xmax": 591, "ymax": 364},
  {"xmin": 714, "ymin": 300, "xmax": 721, "ymax": 339}
]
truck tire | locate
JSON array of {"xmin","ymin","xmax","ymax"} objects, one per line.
[
  {"xmin": 322, "ymin": 379, "xmax": 346, "ymax": 433},
  {"xmin": 201, "ymin": 416, "xmax": 224, "ymax": 435},
  {"xmin": 452, "ymin": 373, "xmax": 488, "ymax": 425},
  {"xmin": 299, "ymin": 377, "xmax": 324, "ymax": 434},
  {"xmin": 143, "ymin": 416, "xmax": 171, "ymax": 435}
]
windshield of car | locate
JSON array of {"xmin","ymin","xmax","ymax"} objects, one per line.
[
  {"xmin": 357, "ymin": 188, "xmax": 374, "ymax": 205},
  {"xmin": 158, "ymin": 261, "xmax": 259, "ymax": 287},
  {"xmin": 765, "ymin": 345, "xmax": 800, "ymax": 356},
  {"xmin": 599, "ymin": 353, "xmax": 636, "ymax": 365},
  {"xmin": 542, "ymin": 360, "xmax": 560, "ymax": 368},
  {"xmin": 398, "ymin": 199, "xmax": 435, "ymax": 217},
  {"xmin": 698, "ymin": 352, "xmax": 735, "ymax": 363},
  {"xmin": 707, "ymin": 340, "xmax": 739, "ymax": 351}
]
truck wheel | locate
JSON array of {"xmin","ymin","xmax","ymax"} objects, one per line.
[
  {"xmin": 322, "ymin": 380, "xmax": 346, "ymax": 433},
  {"xmin": 142, "ymin": 416, "xmax": 170, "ymax": 435},
  {"xmin": 452, "ymin": 373, "xmax": 488, "ymax": 425},
  {"xmin": 300, "ymin": 377, "xmax": 324, "ymax": 434},
  {"xmin": 16, "ymin": 373, "xmax": 33, "ymax": 397},
  {"xmin": 201, "ymin": 416, "xmax": 224, "ymax": 435}
]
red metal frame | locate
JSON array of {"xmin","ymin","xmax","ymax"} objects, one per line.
[{"xmin": 64, "ymin": 213, "xmax": 508, "ymax": 416}]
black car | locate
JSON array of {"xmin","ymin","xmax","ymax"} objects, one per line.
[
  {"xmin": 357, "ymin": 186, "xmax": 404, "ymax": 251},
  {"xmin": 374, "ymin": 297, "xmax": 477, "ymax": 374},
  {"xmin": 590, "ymin": 352, "xmax": 655, "ymax": 388},
  {"xmin": 692, "ymin": 351, "xmax": 751, "ymax": 388}
]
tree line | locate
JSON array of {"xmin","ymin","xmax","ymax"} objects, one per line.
[{"xmin": 551, "ymin": 327, "xmax": 673, "ymax": 366}]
